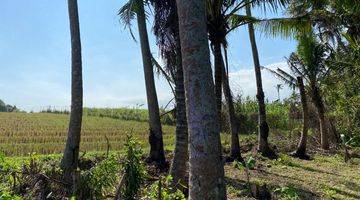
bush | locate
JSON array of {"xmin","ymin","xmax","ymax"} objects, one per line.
[
  {"xmin": 78, "ymin": 155, "xmax": 120, "ymax": 199},
  {"xmin": 120, "ymin": 135, "xmax": 146, "ymax": 200}
]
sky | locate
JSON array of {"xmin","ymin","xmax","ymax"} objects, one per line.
[{"xmin": 0, "ymin": 0, "xmax": 297, "ymax": 111}]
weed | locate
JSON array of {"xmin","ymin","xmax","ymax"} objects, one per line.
[
  {"xmin": 274, "ymin": 185, "xmax": 300, "ymax": 200},
  {"xmin": 144, "ymin": 175, "xmax": 185, "ymax": 200}
]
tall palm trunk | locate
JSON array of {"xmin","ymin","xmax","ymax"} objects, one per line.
[
  {"xmin": 221, "ymin": 53, "xmax": 242, "ymax": 161},
  {"xmin": 213, "ymin": 42, "xmax": 223, "ymax": 119},
  {"xmin": 311, "ymin": 85, "xmax": 329, "ymax": 150},
  {"xmin": 246, "ymin": 4, "xmax": 274, "ymax": 157},
  {"xmin": 293, "ymin": 77, "xmax": 309, "ymax": 158},
  {"xmin": 169, "ymin": 35, "xmax": 188, "ymax": 190},
  {"xmin": 176, "ymin": 0, "xmax": 227, "ymax": 199},
  {"xmin": 61, "ymin": 0, "xmax": 83, "ymax": 187},
  {"xmin": 136, "ymin": 0, "xmax": 166, "ymax": 167}
]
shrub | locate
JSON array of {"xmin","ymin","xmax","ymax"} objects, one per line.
[
  {"xmin": 120, "ymin": 135, "xmax": 146, "ymax": 200},
  {"xmin": 78, "ymin": 155, "xmax": 120, "ymax": 199}
]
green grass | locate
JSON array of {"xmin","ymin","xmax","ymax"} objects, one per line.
[
  {"xmin": 0, "ymin": 112, "xmax": 175, "ymax": 156},
  {"xmin": 225, "ymin": 152, "xmax": 360, "ymax": 200}
]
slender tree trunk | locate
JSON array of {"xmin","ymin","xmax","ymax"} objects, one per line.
[
  {"xmin": 246, "ymin": 3, "xmax": 274, "ymax": 157},
  {"xmin": 61, "ymin": 0, "xmax": 83, "ymax": 190},
  {"xmin": 169, "ymin": 35, "xmax": 188, "ymax": 191},
  {"xmin": 222, "ymin": 55, "xmax": 242, "ymax": 161},
  {"xmin": 136, "ymin": 0, "xmax": 166, "ymax": 167},
  {"xmin": 213, "ymin": 42, "xmax": 223, "ymax": 119},
  {"xmin": 294, "ymin": 77, "xmax": 309, "ymax": 158},
  {"xmin": 311, "ymin": 86, "xmax": 329, "ymax": 150},
  {"xmin": 176, "ymin": 0, "xmax": 227, "ymax": 199}
]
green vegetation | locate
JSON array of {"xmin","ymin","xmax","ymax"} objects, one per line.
[
  {"xmin": 0, "ymin": 116, "xmax": 359, "ymax": 199},
  {"xmin": 225, "ymin": 150, "xmax": 360, "ymax": 200},
  {"xmin": 144, "ymin": 175, "xmax": 186, "ymax": 200},
  {"xmin": 120, "ymin": 135, "xmax": 146, "ymax": 200}
]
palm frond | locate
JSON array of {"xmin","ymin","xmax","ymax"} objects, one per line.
[
  {"xmin": 227, "ymin": 14, "xmax": 259, "ymax": 34},
  {"xmin": 287, "ymin": 53, "xmax": 308, "ymax": 78},
  {"xmin": 258, "ymin": 16, "xmax": 311, "ymax": 39},
  {"xmin": 118, "ymin": 0, "xmax": 141, "ymax": 41},
  {"xmin": 151, "ymin": 56, "xmax": 175, "ymax": 96},
  {"xmin": 251, "ymin": 0, "xmax": 290, "ymax": 13},
  {"xmin": 263, "ymin": 66, "xmax": 297, "ymax": 88}
]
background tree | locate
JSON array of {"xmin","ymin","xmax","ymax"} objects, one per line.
[
  {"xmin": 246, "ymin": 3, "xmax": 275, "ymax": 157},
  {"xmin": 204, "ymin": 0, "xmax": 259, "ymax": 161},
  {"xmin": 266, "ymin": 67, "xmax": 309, "ymax": 158},
  {"xmin": 151, "ymin": 0, "xmax": 188, "ymax": 190},
  {"xmin": 176, "ymin": 0, "xmax": 226, "ymax": 198},
  {"xmin": 291, "ymin": 32, "xmax": 330, "ymax": 149},
  {"xmin": 61, "ymin": 0, "xmax": 83, "ymax": 192},
  {"xmin": 118, "ymin": 0, "xmax": 166, "ymax": 167}
]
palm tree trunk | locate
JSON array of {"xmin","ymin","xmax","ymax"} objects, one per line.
[
  {"xmin": 169, "ymin": 34, "xmax": 188, "ymax": 191},
  {"xmin": 214, "ymin": 42, "xmax": 223, "ymax": 119},
  {"xmin": 294, "ymin": 77, "xmax": 309, "ymax": 158},
  {"xmin": 61, "ymin": 0, "xmax": 83, "ymax": 191},
  {"xmin": 136, "ymin": 0, "xmax": 166, "ymax": 167},
  {"xmin": 311, "ymin": 86, "xmax": 329, "ymax": 150},
  {"xmin": 246, "ymin": 3, "xmax": 274, "ymax": 157},
  {"xmin": 176, "ymin": 0, "xmax": 227, "ymax": 199},
  {"xmin": 221, "ymin": 55, "xmax": 242, "ymax": 161}
]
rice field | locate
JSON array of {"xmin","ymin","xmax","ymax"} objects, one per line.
[{"xmin": 0, "ymin": 112, "xmax": 175, "ymax": 156}]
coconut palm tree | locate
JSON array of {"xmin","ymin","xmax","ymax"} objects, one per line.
[
  {"xmin": 246, "ymin": 3, "xmax": 276, "ymax": 157},
  {"xmin": 290, "ymin": 32, "xmax": 330, "ymax": 150},
  {"xmin": 61, "ymin": 0, "xmax": 83, "ymax": 190},
  {"xmin": 118, "ymin": 0, "xmax": 166, "ymax": 167},
  {"xmin": 176, "ymin": 0, "xmax": 226, "ymax": 198},
  {"xmin": 207, "ymin": 0, "xmax": 291, "ymax": 117},
  {"xmin": 205, "ymin": 0, "xmax": 289, "ymax": 160},
  {"xmin": 265, "ymin": 67, "xmax": 310, "ymax": 158},
  {"xmin": 205, "ymin": 0, "xmax": 257, "ymax": 161},
  {"xmin": 151, "ymin": 0, "xmax": 188, "ymax": 190}
]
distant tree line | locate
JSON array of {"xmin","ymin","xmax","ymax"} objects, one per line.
[{"xmin": 0, "ymin": 99, "xmax": 19, "ymax": 112}]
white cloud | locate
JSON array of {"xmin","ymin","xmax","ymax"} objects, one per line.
[{"xmin": 229, "ymin": 62, "xmax": 294, "ymax": 101}]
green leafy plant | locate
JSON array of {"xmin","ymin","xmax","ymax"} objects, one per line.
[
  {"xmin": 273, "ymin": 154, "xmax": 300, "ymax": 168},
  {"xmin": 232, "ymin": 160, "xmax": 245, "ymax": 171},
  {"xmin": 79, "ymin": 155, "xmax": 120, "ymax": 199},
  {"xmin": 0, "ymin": 190, "xmax": 22, "ymax": 200},
  {"xmin": 274, "ymin": 185, "xmax": 300, "ymax": 200},
  {"xmin": 145, "ymin": 175, "xmax": 185, "ymax": 200},
  {"xmin": 121, "ymin": 135, "xmax": 146, "ymax": 200},
  {"xmin": 246, "ymin": 156, "xmax": 256, "ymax": 170}
]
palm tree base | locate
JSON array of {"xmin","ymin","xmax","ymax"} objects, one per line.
[
  {"xmin": 290, "ymin": 150, "xmax": 311, "ymax": 160},
  {"xmin": 145, "ymin": 156, "xmax": 169, "ymax": 172},
  {"xmin": 225, "ymin": 154, "xmax": 245, "ymax": 164},
  {"xmin": 257, "ymin": 146, "xmax": 277, "ymax": 159}
]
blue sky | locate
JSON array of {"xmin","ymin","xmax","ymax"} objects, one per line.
[{"xmin": 0, "ymin": 0, "xmax": 296, "ymax": 111}]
